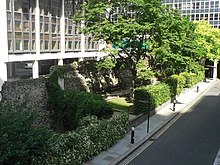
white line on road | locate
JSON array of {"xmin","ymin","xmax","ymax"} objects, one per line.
[{"xmin": 213, "ymin": 148, "xmax": 220, "ymax": 165}]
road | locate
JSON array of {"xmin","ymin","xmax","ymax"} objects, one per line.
[{"xmin": 127, "ymin": 80, "xmax": 220, "ymax": 165}]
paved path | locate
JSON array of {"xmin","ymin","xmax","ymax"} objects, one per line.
[{"xmin": 84, "ymin": 79, "xmax": 217, "ymax": 165}]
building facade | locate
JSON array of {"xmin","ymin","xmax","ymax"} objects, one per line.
[
  {"xmin": 0, "ymin": 0, "xmax": 106, "ymax": 88},
  {"xmin": 163, "ymin": 0, "xmax": 220, "ymax": 28}
]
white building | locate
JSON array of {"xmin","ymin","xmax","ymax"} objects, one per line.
[{"xmin": 0, "ymin": 0, "xmax": 106, "ymax": 89}]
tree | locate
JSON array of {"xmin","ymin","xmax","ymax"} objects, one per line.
[
  {"xmin": 194, "ymin": 20, "xmax": 220, "ymax": 61},
  {"xmin": 74, "ymin": 0, "xmax": 166, "ymax": 95},
  {"xmin": 150, "ymin": 8, "xmax": 204, "ymax": 76}
]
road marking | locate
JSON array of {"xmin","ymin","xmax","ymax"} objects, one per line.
[
  {"xmin": 213, "ymin": 148, "xmax": 220, "ymax": 165},
  {"xmin": 120, "ymin": 140, "xmax": 154, "ymax": 165}
]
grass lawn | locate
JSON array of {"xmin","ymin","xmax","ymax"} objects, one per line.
[{"xmin": 107, "ymin": 97, "xmax": 133, "ymax": 112}]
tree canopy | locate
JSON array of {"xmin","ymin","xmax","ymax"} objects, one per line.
[
  {"xmin": 74, "ymin": 0, "xmax": 220, "ymax": 89},
  {"xmin": 150, "ymin": 8, "xmax": 205, "ymax": 76},
  {"xmin": 194, "ymin": 20, "xmax": 220, "ymax": 61}
]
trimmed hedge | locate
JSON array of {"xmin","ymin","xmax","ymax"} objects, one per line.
[
  {"xmin": 180, "ymin": 72, "xmax": 197, "ymax": 88},
  {"xmin": 134, "ymin": 71, "xmax": 205, "ymax": 115},
  {"xmin": 134, "ymin": 83, "xmax": 171, "ymax": 114},
  {"xmin": 34, "ymin": 113, "xmax": 128, "ymax": 165},
  {"xmin": 164, "ymin": 74, "xmax": 186, "ymax": 96},
  {"xmin": 180, "ymin": 71, "xmax": 204, "ymax": 88}
]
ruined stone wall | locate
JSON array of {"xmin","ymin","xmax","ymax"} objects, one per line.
[
  {"xmin": 64, "ymin": 71, "xmax": 90, "ymax": 92},
  {"xmin": 1, "ymin": 78, "xmax": 49, "ymax": 124},
  {"xmin": 0, "ymin": 73, "xmax": 90, "ymax": 125}
]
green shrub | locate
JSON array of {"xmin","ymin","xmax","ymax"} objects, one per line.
[
  {"xmin": 36, "ymin": 113, "xmax": 128, "ymax": 165},
  {"xmin": 134, "ymin": 83, "xmax": 171, "ymax": 114},
  {"xmin": 180, "ymin": 72, "xmax": 197, "ymax": 88},
  {"xmin": 0, "ymin": 104, "xmax": 52, "ymax": 165},
  {"xmin": 180, "ymin": 71, "xmax": 205, "ymax": 88},
  {"xmin": 60, "ymin": 90, "xmax": 113, "ymax": 131},
  {"xmin": 196, "ymin": 70, "xmax": 205, "ymax": 83},
  {"xmin": 47, "ymin": 66, "xmax": 113, "ymax": 132},
  {"xmin": 164, "ymin": 74, "xmax": 186, "ymax": 96}
]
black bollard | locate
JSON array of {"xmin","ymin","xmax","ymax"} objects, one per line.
[
  {"xmin": 147, "ymin": 101, "xmax": 150, "ymax": 133},
  {"xmin": 197, "ymin": 86, "xmax": 199, "ymax": 93},
  {"xmin": 131, "ymin": 127, "xmax": 135, "ymax": 144},
  {"xmin": 173, "ymin": 99, "xmax": 176, "ymax": 111}
]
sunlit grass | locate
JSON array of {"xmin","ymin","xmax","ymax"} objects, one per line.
[{"xmin": 107, "ymin": 97, "xmax": 133, "ymax": 112}]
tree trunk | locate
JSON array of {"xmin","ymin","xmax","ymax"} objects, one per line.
[{"xmin": 130, "ymin": 68, "xmax": 137, "ymax": 100}]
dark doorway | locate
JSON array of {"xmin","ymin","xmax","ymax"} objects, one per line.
[
  {"xmin": 205, "ymin": 60, "xmax": 214, "ymax": 78},
  {"xmin": 217, "ymin": 61, "xmax": 220, "ymax": 79}
]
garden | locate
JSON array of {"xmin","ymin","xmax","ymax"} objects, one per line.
[
  {"xmin": 0, "ymin": 62, "xmax": 205, "ymax": 165},
  {"xmin": 1, "ymin": 0, "xmax": 220, "ymax": 164}
]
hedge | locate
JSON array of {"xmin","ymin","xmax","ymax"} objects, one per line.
[
  {"xmin": 0, "ymin": 103, "xmax": 127, "ymax": 165},
  {"xmin": 47, "ymin": 65, "xmax": 113, "ymax": 132},
  {"xmin": 134, "ymin": 71, "xmax": 205, "ymax": 115},
  {"xmin": 180, "ymin": 71, "xmax": 204, "ymax": 88},
  {"xmin": 50, "ymin": 90, "xmax": 113, "ymax": 132},
  {"xmin": 164, "ymin": 74, "xmax": 186, "ymax": 97},
  {"xmin": 34, "ymin": 113, "xmax": 128, "ymax": 165},
  {"xmin": 0, "ymin": 104, "xmax": 52, "ymax": 165},
  {"xmin": 134, "ymin": 83, "xmax": 171, "ymax": 114}
]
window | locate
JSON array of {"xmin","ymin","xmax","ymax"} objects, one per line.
[
  {"xmin": 214, "ymin": 13, "xmax": 218, "ymax": 20},
  {"xmin": 196, "ymin": 14, "xmax": 199, "ymax": 20},
  {"xmin": 196, "ymin": 2, "xmax": 200, "ymax": 9},
  {"xmin": 39, "ymin": 0, "xmax": 50, "ymax": 15},
  {"xmin": 65, "ymin": 0, "xmax": 74, "ymax": 18},
  {"xmin": 22, "ymin": 0, "xmax": 29, "ymax": 13},
  {"xmin": 205, "ymin": 2, "xmax": 209, "ymax": 9},
  {"xmin": 210, "ymin": 14, "xmax": 214, "ymax": 20},
  {"xmin": 15, "ymin": 32, "xmax": 22, "ymax": 51},
  {"xmin": 14, "ymin": 0, "xmax": 22, "ymax": 12},
  {"xmin": 6, "ymin": 0, "xmax": 11, "ymax": 11},
  {"xmin": 200, "ymin": 14, "xmax": 204, "ymax": 20},
  {"xmin": 210, "ymin": 1, "xmax": 214, "ymax": 8},
  {"xmin": 215, "ymin": 1, "xmax": 219, "ymax": 8},
  {"xmin": 51, "ymin": 0, "xmax": 61, "ymax": 17},
  {"xmin": 192, "ymin": 2, "xmax": 195, "ymax": 9},
  {"xmin": 191, "ymin": 14, "xmax": 195, "ymax": 20},
  {"xmin": 204, "ymin": 14, "xmax": 208, "ymax": 20},
  {"xmin": 201, "ymin": 2, "xmax": 204, "ymax": 9},
  {"xmin": 8, "ymin": 32, "xmax": 13, "ymax": 52}
]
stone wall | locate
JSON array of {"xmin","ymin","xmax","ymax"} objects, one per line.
[
  {"xmin": 0, "ymin": 71, "xmax": 90, "ymax": 125},
  {"xmin": 1, "ymin": 78, "xmax": 49, "ymax": 124},
  {"xmin": 64, "ymin": 71, "xmax": 90, "ymax": 92}
]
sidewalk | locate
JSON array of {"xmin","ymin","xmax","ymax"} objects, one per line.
[{"xmin": 84, "ymin": 79, "xmax": 217, "ymax": 165}]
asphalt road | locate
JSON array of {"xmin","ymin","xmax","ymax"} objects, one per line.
[{"xmin": 127, "ymin": 80, "xmax": 220, "ymax": 165}]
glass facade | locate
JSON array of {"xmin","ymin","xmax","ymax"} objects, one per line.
[
  {"xmin": 163, "ymin": 0, "xmax": 220, "ymax": 28},
  {"xmin": 109, "ymin": 2, "xmax": 137, "ymax": 24},
  {"xmin": 6, "ymin": 0, "xmax": 98, "ymax": 54}
]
